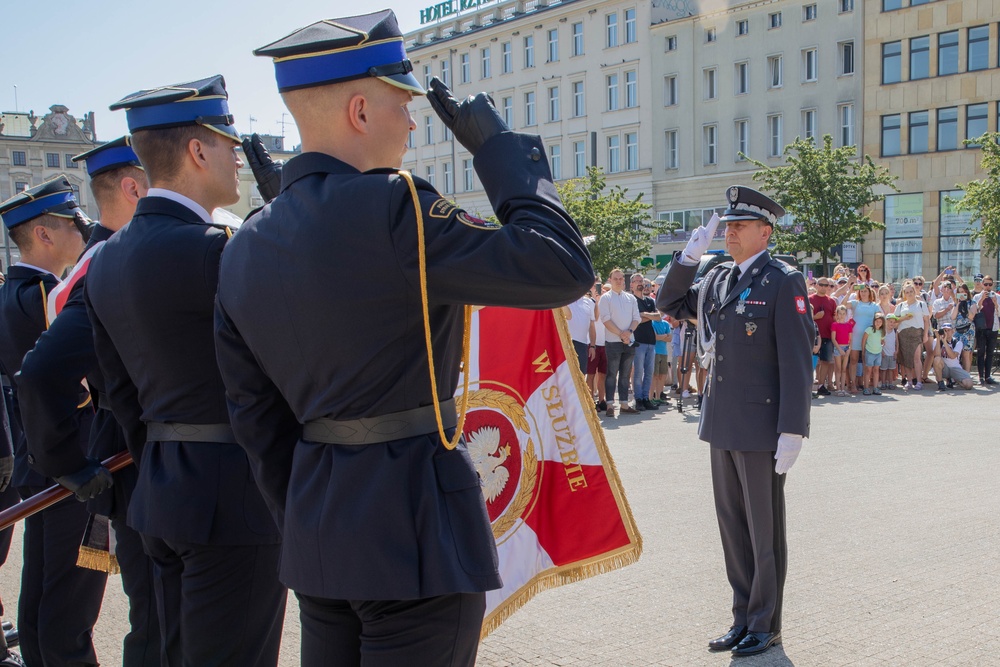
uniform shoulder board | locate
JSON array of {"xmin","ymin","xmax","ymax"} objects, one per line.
[{"xmin": 769, "ymin": 258, "xmax": 797, "ymax": 274}]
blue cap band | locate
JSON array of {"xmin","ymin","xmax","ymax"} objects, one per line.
[
  {"xmin": 2, "ymin": 191, "xmax": 78, "ymax": 229},
  {"xmin": 84, "ymin": 145, "xmax": 140, "ymax": 177},
  {"xmin": 125, "ymin": 97, "xmax": 232, "ymax": 132},
  {"xmin": 273, "ymin": 39, "xmax": 407, "ymax": 91}
]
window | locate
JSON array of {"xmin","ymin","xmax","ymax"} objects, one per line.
[
  {"xmin": 735, "ymin": 62, "xmax": 749, "ymax": 94},
  {"xmin": 883, "ymin": 193, "xmax": 924, "ymax": 286},
  {"xmin": 705, "ymin": 27, "xmax": 717, "ymax": 43},
  {"xmin": 65, "ymin": 154, "xmax": 78, "ymax": 168},
  {"xmin": 460, "ymin": 53, "xmax": 470, "ymax": 83},
  {"xmin": 440, "ymin": 60, "xmax": 450, "ymax": 86},
  {"xmin": 46, "ymin": 153, "xmax": 60, "ymax": 168},
  {"xmin": 625, "ymin": 70, "xmax": 637, "ymax": 108},
  {"xmin": 704, "ymin": 125, "xmax": 718, "ymax": 165},
  {"xmin": 625, "ymin": 132, "xmax": 638, "ymax": 170},
  {"xmin": 664, "ymin": 75, "xmax": 678, "ymax": 105},
  {"xmin": 840, "ymin": 41, "xmax": 855, "ymax": 75},
  {"xmin": 735, "ymin": 119, "xmax": 749, "ymax": 160},
  {"xmin": 909, "ymin": 36, "xmax": 929, "ymax": 80},
  {"xmin": 423, "ymin": 65, "xmax": 433, "ymax": 89},
  {"xmin": 501, "ymin": 42, "xmax": 512, "ymax": 74},
  {"xmin": 802, "ymin": 48, "xmax": 817, "ymax": 82},
  {"xmin": 607, "ymin": 74, "xmax": 619, "ymax": 111},
  {"xmin": 769, "ymin": 12, "xmax": 782, "ymax": 29},
  {"xmin": 407, "ymin": 130, "xmax": 415, "ymax": 149},
  {"xmin": 938, "ymin": 31, "xmax": 959, "ymax": 76},
  {"xmin": 11, "ymin": 150, "xmax": 26, "ymax": 166},
  {"xmin": 525, "ymin": 91, "xmax": 536, "ymax": 126},
  {"xmin": 463, "ymin": 159, "xmax": 474, "ymax": 191},
  {"xmin": 572, "ymin": 22, "xmax": 584, "ymax": 56},
  {"xmin": 839, "ymin": 0, "xmax": 854, "ymax": 13},
  {"xmin": 425, "ymin": 165, "xmax": 435, "ymax": 187},
  {"xmin": 768, "ymin": 115, "xmax": 783, "ymax": 157},
  {"xmin": 940, "ymin": 189, "xmax": 982, "ymax": 278},
  {"xmin": 937, "ymin": 107, "xmax": 958, "ymax": 151},
  {"xmin": 803, "ymin": 109, "xmax": 817, "ymax": 140},
  {"xmin": 704, "ymin": 68, "xmax": 717, "ymax": 100},
  {"xmin": 909, "ymin": 111, "xmax": 929, "ymax": 154},
  {"xmin": 574, "ymin": 140, "xmax": 586, "ymax": 177},
  {"xmin": 425, "ymin": 116, "xmax": 434, "ymax": 145},
  {"xmin": 665, "ymin": 130, "xmax": 679, "ymax": 169},
  {"xmin": 839, "ymin": 103, "xmax": 855, "ymax": 147},
  {"xmin": 882, "ymin": 41, "xmax": 902, "ymax": 84},
  {"xmin": 666, "ymin": 35, "xmax": 677, "ymax": 52},
  {"xmin": 768, "ymin": 55, "xmax": 783, "ymax": 88},
  {"xmin": 502, "ymin": 96, "xmax": 513, "ymax": 127},
  {"xmin": 482, "ymin": 47, "xmax": 492, "ymax": 78},
  {"xmin": 607, "ymin": 135, "xmax": 621, "ymax": 172},
  {"xmin": 967, "ymin": 103, "xmax": 988, "ymax": 146},
  {"xmin": 606, "ymin": 13, "xmax": 618, "ymax": 48},
  {"xmin": 443, "ymin": 161, "xmax": 453, "ymax": 195},
  {"xmin": 803, "ymin": 4, "xmax": 817, "ymax": 21},
  {"xmin": 737, "ymin": 19, "xmax": 749, "ymax": 36},
  {"xmin": 15, "ymin": 182, "xmax": 28, "ymax": 194},
  {"xmin": 572, "ymin": 81, "xmax": 585, "ymax": 116},
  {"xmin": 881, "ymin": 114, "xmax": 901, "ymax": 156},
  {"xmin": 443, "ymin": 124, "xmax": 452, "ymax": 142},
  {"xmin": 548, "ymin": 86, "xmax": 560, "ymax": 121},
  {"xmin": 547, "ymin": 29, "xmax": 558, "ymax": 62},
  {"xmin": 968, "ymin": 26, "xmax": 989, "ymax": 71},
  {"xmin": 625, "ymin": 8, "xmax": 637, "ymax": 43},
  {"xmin": 524, "ymin": 35, "xmax": 535, "ymax": 68},
  {"xmin": 549, "ymin": 145, "xmax": 562, "ymax": 179},
  {"xmin": 883, "ymin": 0, "xmax": 903, "ymax": 10}
]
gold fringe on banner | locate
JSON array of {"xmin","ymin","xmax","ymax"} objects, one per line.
[{"xmin": 76, "ymin": 546, "xmax": 120, "ymax": 574}]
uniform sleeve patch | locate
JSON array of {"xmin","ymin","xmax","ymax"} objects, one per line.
[
  {"xmin": 795, "ymin": 296, "xmax": 807, "ymax": 314},
  {"xmin": 457, "ymin": 211, "xmax": 501, "ymax": 230},
  {"xmin": 429, "ymin": 199, "xmax": 459, "ymax": 219}
]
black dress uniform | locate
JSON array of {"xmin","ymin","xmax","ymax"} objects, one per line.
[
  {"xmin": 17, "ymin": 137, "xmax": 161, "ymax": 667},
  {"xmin": 657, "ymin": 187, "xmax": 812, "ymax": 654},
  {"xmin": 0, "ymin": 178, "xmax": 107, "ymax": 667},
  {"xmin": 215, "ymin": 11, "xmax": 593, "ymax": 666},
  {"xmin": 86, "ymin": 79, "xmax": 285, "ymax": 667}
]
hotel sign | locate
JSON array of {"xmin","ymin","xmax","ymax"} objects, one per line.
[{"xmin": 420, "ymin": 0, "xmax": 497, "ymax": 24}]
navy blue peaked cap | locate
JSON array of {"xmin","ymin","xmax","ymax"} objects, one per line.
[
  {"xmin": 72, "ymin": 136, "xmax": 142, "ymax": 178},
  {"xmin": 720, "ymin": 186, "xmax": 785, "ymax": 227},
  {"xmin": 0, "ymin": 176, "xmax": 80, "ymax": 230},
  {"xmin": 255, "ymin": 10, "xmax": 425, "ymax": 95},
  {"xmin": 109, "ymin": 75, "xmax": 240, "ymax": 141}
]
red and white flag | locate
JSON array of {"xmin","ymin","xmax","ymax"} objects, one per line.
[
  {"xmin": 459, "ymin": 307, "xmax": 642, "ymax": 636},
  {"xmin": 46, "ymin": 242, "xmax": 104, "ymax": 323}
]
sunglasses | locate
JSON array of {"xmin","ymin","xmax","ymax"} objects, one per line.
[
  {"xmin": 913, "ymin": 281, "xmax": 924, "ymax": 285},
  {"xmin": 985, "ymin": 282, "xmax": 995, "ymax": 287}
]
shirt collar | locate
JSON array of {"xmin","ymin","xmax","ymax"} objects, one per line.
[
  {"xmin": 146, "ymin": 188, "xmax": 214, "ymax": 224},
  {"xmin": 12, "ymin": 262, "xmax": 57, "ymax": 278},
  {"xmin": 736, "ymin": 249, "xmax": 768, "ymax": 276}
]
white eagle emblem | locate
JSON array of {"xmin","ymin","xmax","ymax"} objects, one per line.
[{"xmin": 467, "ymin": 426, "xmax": 512, "ymax": 503}]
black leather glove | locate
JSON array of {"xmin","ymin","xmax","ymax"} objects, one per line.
[
  {"xmin": 0, "ymin": 455, "xmax": 12, "ymax": 493},
  {"xmin": 242, "ymin": 133, "xmax": 283, "ymax": 204},
  {"xmin": 55, "ymin": 461, "xmax": 113, "ymax": 502},
  {"xmin": 426, "ymin": 77, "xmax": 509, "ymax": 156}
]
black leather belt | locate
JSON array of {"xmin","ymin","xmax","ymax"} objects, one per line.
[
  {"xmin": 145, "ymin": 422, "xmax": 237, "ymax": 444},
  {"xmin": 302, "ymin": 399, "xmax": 456, "ymax": 446}
]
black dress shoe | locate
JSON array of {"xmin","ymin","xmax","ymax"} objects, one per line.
[
  {"xmin": 596, "ymin": 400, "xmax": 607, "ymax": 411},
  {"xmin": 986, "ymin": 377, "xmax": 998, "ymax": 385},
  {"xmin": 708, "ymin": 625, "xmax": 747, "ymax": 651},
  {"xmin": 731, "ymin": 631, "xmax": 781, "ymax": 657}
]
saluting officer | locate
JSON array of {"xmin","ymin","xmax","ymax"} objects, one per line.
[
  {"xmin": 85, "ymin": 77, "xmax": 285, "ymax": 666},
  {"xmin": 214, "ymin": 9, "xmax": 593, "ymax": 665},
  {"xmin": 0, "ymin": 178, "xmax": 108, "ymax": 667},
  {"xmin": 657, "ymin": 186, "xmax": 812, "ymax": 657},
  {"xmin": 18, "ymin": 137, "xmax": 162, "ymax": 667}
]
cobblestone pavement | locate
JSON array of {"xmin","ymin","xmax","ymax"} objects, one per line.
[{"xmin": 1, "ymin": 386, "xmax": 997, "ymax": 666}]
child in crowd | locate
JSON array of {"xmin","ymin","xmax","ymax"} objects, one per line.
[
  {"xmin": 881, "ymin": 314, "xmax": 899, "ymax": 389},
  {"xmin": 861, "ymin": 313, "xmax": 885, "ymax": 395},
  {"xmin": 830, "ymin": 305, "xmax": 855, "ymax": 396}
]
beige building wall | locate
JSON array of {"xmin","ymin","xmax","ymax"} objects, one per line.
[{"xmin": 863, "ymin": 0, "xmax": 1000, "ymax": 285}]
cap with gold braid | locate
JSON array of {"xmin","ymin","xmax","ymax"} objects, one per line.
[
  {"xmin": 0, "ymin": 176, "xmax": 80, "ymax": 230},
  {"xmin": 72, "ymin": 136, "xmax": 142, "ymax": 178},
  {"xmin": 109, "ymin": 75, "xmax": 241, "ymax": 142}
]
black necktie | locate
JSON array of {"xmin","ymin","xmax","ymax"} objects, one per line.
[{"xmin": 726, "ymin": 267, "xmax": 742, "ymax": 298}]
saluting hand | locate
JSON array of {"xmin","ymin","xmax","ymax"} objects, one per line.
[
  {"xmin": 427, "ymin": 77, "xmax": 509, "ymax": 156},
  {"xmin": 242, "ymin": 133, "xmax": 283, "ymax": 204},
  {"xmin": 681, "ymin": 213, "xmax": 720, "ymax": 264}
]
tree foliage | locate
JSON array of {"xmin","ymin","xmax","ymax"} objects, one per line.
[
  {"xmin": 555, "ymin": 167, "xmax": 672, "ymax": 279},
  {"xmin": 950, "ymin": 132, "xmax": 1000, "ymax": 257},
  {"xmin": 743, "ymin": 135, "xmax": 898, "ymax": 274}
]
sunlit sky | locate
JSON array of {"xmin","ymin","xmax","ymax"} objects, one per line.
[{"xmin": 1, "ymin": 0, "xmax": 446, "ymax": 148}]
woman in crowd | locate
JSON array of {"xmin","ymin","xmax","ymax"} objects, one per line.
[
  {"xmin": 894, "ymin": 280, "xmax": 932, "ymax": 390},
  {"xmin": 951, "ymin": 283, "xmax": 978, "ymax": 372},
  {"xmin": 856, "ymin": 263, "xmax": 875, "ymax": 286},
  {"xmin": 877, "ymin": 284, "xmax": 895, "ymax": 317},
  {"xmin": 973, "ymin": 277, "xmax": 999, "ymax": 384},
  {"xmin": 848, "ymin": 284, "xmax": 880, "ymax": 393}
]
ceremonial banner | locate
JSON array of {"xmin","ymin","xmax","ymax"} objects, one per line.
[{"xmin": 460, "ymin": 307, "xmax": 642, "ymax": 637}]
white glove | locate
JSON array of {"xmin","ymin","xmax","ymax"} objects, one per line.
[
  {"xmin": 680, "ymin": 213, "xmax": 720, "ymax": 264},
  {"xmin": 774, "ymin": 433, "xmax": 803, "ymax": 474}
]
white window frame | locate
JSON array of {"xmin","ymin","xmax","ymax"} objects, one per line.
[
  {"xmin": 572, "ymin": 81, "xmax": 585, "ymax": 116},
  {"xmin": 704, "ymin": 124, "xmax": 718, "ymax": 165},
  {"xmin": 460, "ymin": 53, "xmax": 470, "ymax": 83},
  {"xmin": 735, "ymin": 119, "xmax": 749, "ymax": 161},
  {"xmin": 607, "ymin": 73, "xmax": 619, "ymax": 111},
  {"xmin": 665, "ymin": 130, "xmax": 679, "ymax": 169},
  {"xmin": 768, "ymin": 55, "xmax": 783, "ymax": 88},
  {"xmin": 735, "ymin": 61, "xmax": 749, "ymax": 95},
  {"xmin": 572, "ymin": 22, "xmax": 584, "ymax": 56},
  {"xmin": 501, "ymin": 42, "xmax": 512, "ymax": 74},
  {"xmin": 705, "ymin": 27, "xmax": 717, "ymax": 43},
  {"xmin": 803, "ymin": 4, "xmax": 817, "ymax": 22},
  {"xmin": 524, "ymin": 35, "xmax": 535, "ymax": 68},
  {"xmin": 607, "ymin": 134, "xmax": 621, "ymax": 173},
  {"xmin": 768, "ymin": 114, "xmax": 783, "ymax": 157},
  {"xmin": 664, "ymin": 75, "xmax": 678, "ymax": 106},
  {"xmin": 443, "ymin": 161, "xmax": 453, "ymax": 194},
  {"xmin": 524, "ymin": 91, "xmax": 536, "ymax": 126},
  {"xmin": 666, "ymin": 35, "xmax": 677, "ymax": 52},
  {"xmin": 482, "ymin": 46, "xmax": 492, "ymax": 78},
  {"xmin": 802, "ymin": 109, "xmax": 817, "ymax": 140},
  {"xmin": 423, "ymin": 64, "xmax": 433, "ymax": 89},
  {"xmin": 839, "ymin": 41, "xmax": 855, "ymax": 75},
  {"xmin": 737, "ymin": 19, "xmax": 749, "ymax": 36},
  {"xmin": 625, "ymin": 8, "xmax": 637, "ymax": 43},
  {"xmin": 574, "ymin": 140, "xmax": 587, "ymax": 177},
  {"xmin": 425, "ymin": 164, "xmax": 435, "ymax": 187},
  {"xmin": 606, "ymin": 13, "xmax": 618, "ymax": 48},
  {"xmin": 463, "ymin": 159, "xmax": 474, "ymax": 191},
  {"xmin": 502, "ymin": 96, "xmax": 513, "ymax": 127},
  {"xmin": 839, "ymin": 0, "xmax": 854, "ymax": 12},
  {"xmin": 548, "ymin": 86, "xmax": 560, "ymax": 121},
  {"xmin": 625, "ymin": 132, "xmax": 638, "ymax": 170},
  {"xmin": 769, "ymin": 12, "xmax": 782, "ymax": 29},
  {"xmin": 425, "ymin": 115, "xmax": 434, "ymax": 145},
  {"xmin": 625, "ymin": 70, "xmax": 637, "ymax": 108},
  {"xmin": 803, "ymin": 48, "xmax": 818, "ymax": 83},
  {"xmin": 550, "ymin": 144, "xmax": 562, "ymax": 179},
  {"xmin": 704, "ymin": 67, "xmax": 718, "ymax": 100},
  {"xmin": 839, "ymin": 103, "xmax": 855, "ymax": 147},
  {"xmin": 547, "ymin": 29, "xmax": 559, "ymax": 62}
]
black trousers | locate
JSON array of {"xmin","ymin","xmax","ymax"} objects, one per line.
[
  {"xmin": 112, "ymin": 515, "xmax": 162, "ymax": 667},
  {"xmin": 975, "ymin": 328, "xmax": 997, "ymax": 379},
  {"xmin": 297, "ymin": 591, "xmax": 486, "ymax": 667},
  {"xmin": 17, "ymin": 491, "xmax": 107, "ymax": 667},
  {"xmin": 141, "ymin": 536, "xmax": 285, "ymax": 667},
  {"xmin": 710, "ymin": 449, "xmax": 787, "ymax": 634}
]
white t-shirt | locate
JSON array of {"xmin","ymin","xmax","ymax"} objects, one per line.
[
  {"xmin": 931, "ymin": 296, "xmax": 956, "ymax": 326},
  {"xmin": 894, "ymin": 300, "xmax": 929, "ymax": 331},
  {"xmin": 566, "ymin": 296, "xmax": 595, "ymax": 344},
  {"xmin": 600, "ymin": 290, "xmax": 640, "ymax": 333},
  {"xmin": 594, "ymin": 299, "xmax": 606, "ymax": 346},
  {"xmin": 882, "ymin": 329, "xmax": 897, "ymax": 356},
  {"xmin": 942, "ymin": 339, "xmax": 964, "ymax": 369}
]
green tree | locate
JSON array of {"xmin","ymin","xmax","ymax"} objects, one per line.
[
  {"xmin": 555, "ymin": 167, "xmax": 673, "ymax": 279},
  {"xmin": 949, "ymin": 132, "xmax": 1000, "ymax": 257},
  {"xmin": 743, "ymin": 134, "xmax": 898, "ymax": 275}
]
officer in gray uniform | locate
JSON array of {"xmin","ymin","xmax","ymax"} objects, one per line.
[{"xmin": 657, "ymin": 186, "xmax": 812, "ymax": 657}]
